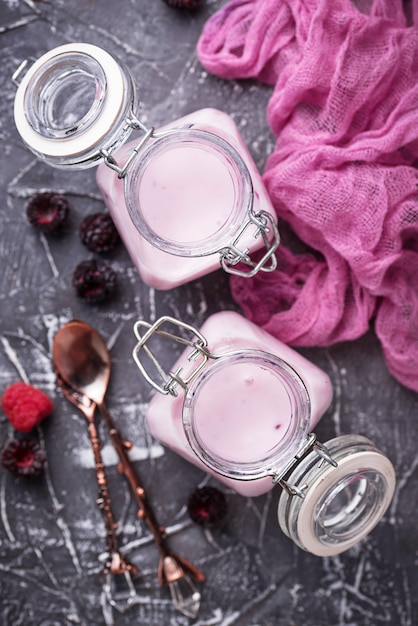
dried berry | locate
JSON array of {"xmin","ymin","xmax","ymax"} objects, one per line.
[
  {"xmin": 1, "ymin": 438, "xmax": 46, "ymax": 477},
  {"xmin": 161, "ymin": 0, "xmax": 201, "ymax": 9},
  {"xmin": 25, "ymin": 192, "xmax": 70, "ymax": 233},
  {"xmin": 1, "ymin": 382, "xmax": 53, "ymax": 433},
  {"xmin": 187, "ymin": 486, "xmax": 227, "ymax": 527},
  {"xmin": 72, "ymin": 258, "xmax": 117, "ymax": 303},
  {"xmin": 79, "ymin": 212, "xmax": 120, "ymax": 254}
]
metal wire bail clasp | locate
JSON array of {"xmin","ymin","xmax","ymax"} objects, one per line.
[
  {"xmin": 220, "ymin": 209, "xmax": 280, "ymax": 277},
  {"xmin": 272, "ymin": 434, "xmax": 338, "ymax": 498},
  {"xmin": 100, "ymin": 113, "xmax": 155, "ymax": 179},
  {"xmin": 132, "ymin": 317, "xmax": 212, "ymax": 397}
]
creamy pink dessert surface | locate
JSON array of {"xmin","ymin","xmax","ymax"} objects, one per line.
[
  {"xmin": 138, "ymin": 142, "xmax": 236, "ymax": 243},
  {"xmin": 190, "ymin": 359, "xmax": 293, "ymax": 463},
  {"xmin": 145, "ymin": 311, "xmax": 334, "ymax": 497},
  {"xmin": 96, "ymin": 108, "xmax": 277, "ymax": 289}
]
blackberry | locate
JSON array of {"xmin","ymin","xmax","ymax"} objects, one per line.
[
  {"xmin": 187, "ymin": 486, "xmax": 227, "ymax": 527},
  {"xmin": 79, "ymin": 212, "xmax": 120, "ymax": 254},
  {"xmin": 161, "ymin": 0, "xmax": 201, "ymax": 9},
  {"xmin": 25, "ymin": 192, "xmax": 69, "ymax": 233},
  {"xmin": 1, "ymin": 438, "xmax": 46, "ymax": 477},
  {"xmin": 72, "ymin": 259, "xmax": 117, "ymax": 303}
]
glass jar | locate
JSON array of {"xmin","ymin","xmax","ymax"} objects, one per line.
[
  {"xmin": 132, "ymin": 311, "xmax": 395, "ymax": 556},
  {"xmin": 13, "ymin": 43, "xmax": 280, "ymax": 289}
]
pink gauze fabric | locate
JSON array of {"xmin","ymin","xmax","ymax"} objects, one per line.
[{"xmin": 197, "ymin": 0, "xmax": 418, "ymax": 392}]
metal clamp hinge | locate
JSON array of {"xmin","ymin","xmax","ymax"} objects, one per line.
[
  {"xmin": 100, "ymin": 124, "xmax": 155, "ymax": 179},
  {"xmin": 220, "ymin": 210, "xmax": 279, "ymax": 277},
  {"xmin": 272, "ymin": 434, "xmax": 338, "ymax": 498},
  {"xmin": 132, "ymin": 317, "xmax": 214, "ymax": 397}
]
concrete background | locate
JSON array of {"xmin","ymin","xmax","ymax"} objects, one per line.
[{"xmin": 0, "ymin": 1, "xmax": 417, "ymax": 625}]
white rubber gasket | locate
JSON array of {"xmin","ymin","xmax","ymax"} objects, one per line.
[
  {"xmin": 294, "ymin": 450, "xmax": 396, "ymax": 557},
  {"xmin": 14, "ymin": 43, "xmax": 125, "ymax": 158}
]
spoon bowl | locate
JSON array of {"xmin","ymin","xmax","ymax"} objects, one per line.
[{"xmin": 53, "ymin": 319, "xmax": 111, "ymax": 404}]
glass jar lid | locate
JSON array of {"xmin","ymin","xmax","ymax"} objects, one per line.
[
  {"xmin": 277, "ymin": 434, "xmax": 396, "ymax": 556},
  {"xmin": 13, "ymin": 43, "xmax": 137, "ymax": 168},
  {"xmin": 182, "ymin": 350, "xmax": 311, "ymax": 481},
  {"xmin": 124, "ymin": 127, "xmax": 254, "ymax": 256}
]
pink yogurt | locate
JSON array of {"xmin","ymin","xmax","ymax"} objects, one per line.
[
  {"xmin": 137, "ymin": 142, "xmax": 236, "ymax": 243},
  {"xmin": 190, "ymin": 359, "xmax": 293, "ymax": 464},
  {"xmin": 145, "ymin": 311, "xmax": 333, "ymax": 497},
  {"xmin": 96, "ymin": 108, "xmax": 277, "ymax": 290}
]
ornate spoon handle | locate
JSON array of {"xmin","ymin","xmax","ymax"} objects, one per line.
[
  {"xmin": 99, "ymin": 403, "xmax": 204, "ymax": 573},
  {"xmin": 57, "ymin": 376, "xmax": 137, "ymax": 578},
  {"xmin": 57, "ymin": 374, "xmax": 203, "ymax": 619},
  {"xmin": 97, "ymin": 402, "xmax": 204, "ymax": 618},
  {"xmin": 87, "ymin": 416, "xmax": 137, "ymax": 576}
]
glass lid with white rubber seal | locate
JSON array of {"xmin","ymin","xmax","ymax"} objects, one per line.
[
  {"xmin": 13, "ymin": 42, "xmax": 138, "ymax": 169},
  {"xmin": 277, "ymin": 434, "xmax": 396, "ymax": 556}
]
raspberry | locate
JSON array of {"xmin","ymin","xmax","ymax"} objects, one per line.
[
  {"xmin": 72, "ymin": 258, "xmax": 117, "ymax": 303},
  {"xmin": 161, "ymin": 0, "xmax": 201, "ymax": 8},
  {"xmin": 79, "ymin": 212, "xmax": 120, "ymax": 254},
  {"xmin": 25, "ymin": 192, "xmax": 70, "ymax": 233},
  {"xmin": 1, "ymin": 382, "xmax": 53, "ymax": 433},
  {"xmin": 187, "ymin": 486, "xmax": 227, "ymax": 527},
  {"xmin": 1, "ymin": 438, "xmax": 46, "ymax": 477}
]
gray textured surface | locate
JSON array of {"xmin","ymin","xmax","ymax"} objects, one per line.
[{"xmin": 0, "ymin": 1, "xmax": 417, "ymax": 625}]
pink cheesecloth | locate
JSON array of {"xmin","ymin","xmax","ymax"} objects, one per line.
[{"xmin": 197, "ymin": 0, "xmax": 418, "ymax": 393}]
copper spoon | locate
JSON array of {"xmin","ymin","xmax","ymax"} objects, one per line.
[
  {"xmin": 54, "ymin": 375, "xmax": 139, "ymax": 616},
  {"xmin": 52, "ymin": 319, "xmax": 204, "ymax": 619}
]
